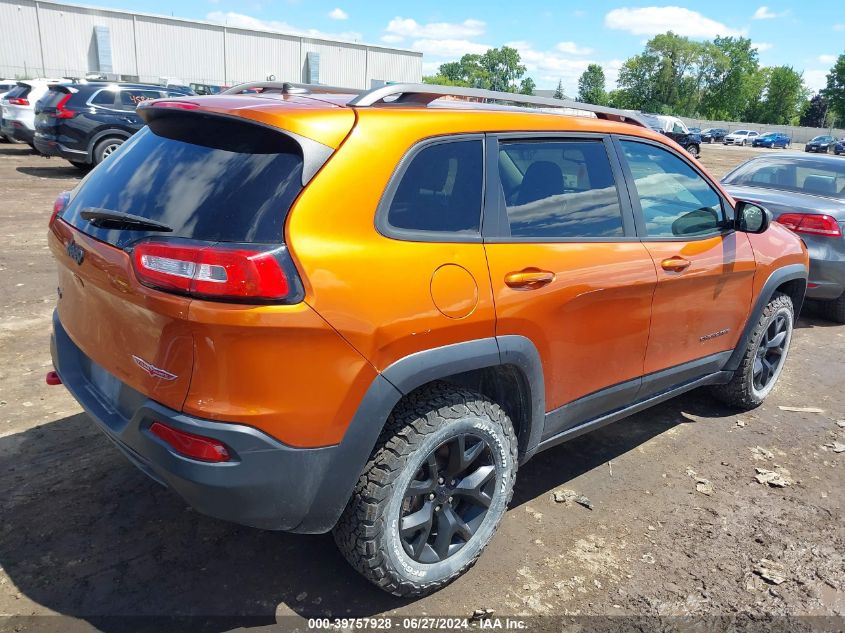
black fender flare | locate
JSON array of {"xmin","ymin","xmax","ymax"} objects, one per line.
[
  {"xmin": 724, "ymin": 263, "xmax": 807, "ymax": 372},
  {"xmin": 297, "ymin": 336, "xmax": 546, "ymax": 532}
]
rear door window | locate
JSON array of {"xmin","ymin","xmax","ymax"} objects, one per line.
[
  {"xmin": 117, "ymin": 89, "xmax": 162, "ymax": 111},
  {"xmin": 497, "ymin": 140, "xmax": 625, "ymax": 239},
  {"xmin": 385, "ymin": 139, "xmax": 483, "ymax": 235},
  {"xmin": 89, "ymin": 89, "xmax": 117, "ymax": 108},
  {"xmin": 60, "ymin": 114, "xmax": 304, "ymax": 248}
]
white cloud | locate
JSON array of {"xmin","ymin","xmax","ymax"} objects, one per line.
[
  {"xmin": 504, "ymin": 40, "xmax": 622, "ymax": 95},
  {"xmin": 328, "ymin": 8, "xmax": 348, "ymax": 20},
  {"xmin": 207, "ymin": 11, "xmax": 362, "ymax": 40},
  {"xmin": 752, "ymin": 6, "xmax": 786, "ymax": 19},
  {"xmin": 835, "ymin": 24, "xmax": 845, "ymax": 32},
  {"xmin": 384, "ymin": 17, "xmax": 485, "ymax": 40},
  {"xmin": 555, "ymin": 41, "xmax": 593, "ymax": 56},
  {"xmin": 804, "ymin": 70, "xmax": 828, "ymax": 93},
  {"xmin": 604, "ymin": 6, "xmax": 745, "ymax": 38},
  {"xmin": 380, "ymin": 34, "xmax": 404, "ymax": 44},
  {"xmin": 411, "ymin": 38, "xmax": 491, "ymax": 58},
  {"xmin": 818, "ymin": 54, "xmax": 837, "ymax": 64},
  {"xmin": 753, "ymin": 42, "xmax": 774, "ymax": 52}
]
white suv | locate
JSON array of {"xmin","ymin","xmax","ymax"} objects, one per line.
[
  {"xmin": 0, "ymin": 79, "xmax": 19, "ymax": 142},
  {"xmin": 723, "ymin": 130, "xmax": 759, "ymax": 146},
  {"xmin": 0, "ymin": 79, "xmax": 60, "ymax": 145}
]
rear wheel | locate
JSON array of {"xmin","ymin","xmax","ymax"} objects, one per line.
[
  {"xmin": 333, "ymin": 383, "xmax": 517, "ymax": 596},
  {"xmin": 711, "ymin": 293, "xmax": 794, "ymax": 409},
  {"xmin": 93, "ymin": 137, "xmax": 124, "ymax": 165},
  {"xmin": 816, "ymin": 292, "xmax": 845, "ymax": 323},
  {"xmin": 686, "ymin": 144, "xmax": 700, "ymax": 158}
]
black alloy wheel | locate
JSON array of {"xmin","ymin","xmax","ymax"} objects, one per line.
[
  {"xmin": 753, "ymin": 311, "xmax": 790, "ymax": 392},
  {"xmin": 399, "ymin": 433, "xmax": 496, "ymax": 563}
]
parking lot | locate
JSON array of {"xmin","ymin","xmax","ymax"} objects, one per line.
[{"xmin": 0, "ymin": 141, "xmax": 843, "ymax": 629}]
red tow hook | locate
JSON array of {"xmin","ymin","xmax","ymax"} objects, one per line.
[{"xmin": 46, "ymin": 371, "xmax": 62, "ymax": 386}]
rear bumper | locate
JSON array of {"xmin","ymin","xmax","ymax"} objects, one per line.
[
  {"xmin": 1, "ymin": 121, "xmax": 34, "ymax": 143},
  {"xmin": 806, "ymin": 256, "xmax": 845, "ymax": 301},
  {"xmin": 34, "ymin": 133, "xmax": 89, "ymax": 162},
  {"xmin": 51, "ymin": 311, "xmax": 396, "ymax": 533}
]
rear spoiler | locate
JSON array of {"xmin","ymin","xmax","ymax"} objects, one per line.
[{"xmin": 137, "ymin": 101, "xmax": 333, "ymax": 186}]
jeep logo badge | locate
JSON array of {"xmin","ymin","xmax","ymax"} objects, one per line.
[{"xmin": 66, "ymin": 240, "xmax": 85, "ymax": 266}]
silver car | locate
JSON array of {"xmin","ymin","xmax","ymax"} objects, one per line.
[{"xmin": 723, "ymin": 154, "xmax": 845, "ymax": 322}]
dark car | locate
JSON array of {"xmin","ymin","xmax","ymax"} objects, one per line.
[
  {"xmin": 752, "ymin": 132, "xmax": 791, "ymax": 149},
  {"xmin": 834, "ymin": 139, "xmax": 845, "ymax": 155},
  {"xmin": 805, "ymin": 135, "xmax": 837, "ymax": 153},
  {"xmin": 642, "ymin": 113, "xmax": 701, "ymax": 158},
  {"xmin": 723, "ymin": 154, "xmax": 845, "ymax": 322},
  {"xmin": 701, "ymin": 128, "xmax": 728, "ymax": 143},
  {"xmin": 33, "ymin": 82, "xmax": 193, "ymax": 168}
]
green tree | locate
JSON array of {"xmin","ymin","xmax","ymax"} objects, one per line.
[
  {"xmin": 800, "ymin": 94, "xmax": 829, "ymax": 127},
  {"xmin": 519, "ymin": 77, "xmax": 536, "ymax": 95},
  {"xmin": 423, "ymin": 47, "xmax": 533, "ymax": 93},
  {"xmin": 743, "ymin": 67, "xmax": 772, "ymax": 122},
  {"xmin": 700, "ymin": 37, "xmax": 760, "ymax": 120},
  {"xmin": 553, "ymin": 79, "xmax": 565, "ymax": 99},
  {"xmin": 757, "ymin": 66, "xmax": 806, "ymax": 124},
  {"xmin": 822, "ymin": 54, "xmax": 845, "ymax": 126},
  {"xmin": 616, "ymin": 50, "xmax": 662, "ymax": 112},
  {"xmin": 479, "ymin": 46, "xmax": 526, "ymax": 92},
  {"xmin": 577, "ymin": 64, "xmax": 608, "ymax": 105}
]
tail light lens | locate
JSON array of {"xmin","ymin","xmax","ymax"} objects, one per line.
[
  {"xmin": 150, "ymin": 421, "xmax": 231, "ymax": 462},
  {"xmin": 52, "ymin": 93, "xmax": 76, "ymax": 119},
  {"xmin": 8, "ymin": 97, "xmax": 29, "ymax": 106},
  {"xmin": 50, "ymin": 191, "xmax": 71, "ymax": 228},
  {"xmin": 777, "ymin": 213, "xmax": 842, "ymax": 238},
  {"xmin": 132, "ymin": 240, "xmax": 301, "ymax": 302}
]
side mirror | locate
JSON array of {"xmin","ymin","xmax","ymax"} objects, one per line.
[{"xmin": 734, "ymin": 200, "xmax": 772, "ymax": 234}]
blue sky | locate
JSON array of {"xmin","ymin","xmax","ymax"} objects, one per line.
[{"xmin": 86, "ymin": 0, "xmax": 843, "ymax": 94}]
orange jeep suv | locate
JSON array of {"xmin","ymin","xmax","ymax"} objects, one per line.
[{"xmin": 47, "ymin": 83, "xmax": 808, "ymax": 596}]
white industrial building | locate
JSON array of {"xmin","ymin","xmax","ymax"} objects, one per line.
[{"xmin": 0, "ymin": 0, "xmax": 423, "ymax": 89}]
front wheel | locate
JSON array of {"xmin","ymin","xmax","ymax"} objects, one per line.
[
  {"xmin": 333, "ymin": 383, "xmax": 518, "ymax": 596},
  {"xmin": 711, "ymin": 293, "xmax": 794, "ymax": 409}
]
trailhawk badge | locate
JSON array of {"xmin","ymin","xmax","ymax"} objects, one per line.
[{"xmin": 132, "ymin": 355, "xmax": 178, "ymax": 381}]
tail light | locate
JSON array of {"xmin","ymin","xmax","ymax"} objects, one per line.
[
  {"xmin": 150, "ymin": 421, "xmax": 231, "ymax": 462},
  {"xmin": 132, "ymin": 240, "xmax": 301, "ymax": 303},
  {"xmin": 777, "ymin": 213, "xmax": 842, "ymax": 238},
  {"xmin": 50, "ymin": 191, "xmax": 71, "ymax": 228},
  {"xmin": 8, "ymin": 97, "xmax": 29, "ymax": 106},
  {"xmin": 51, "ymin": 93, "xmax": 76, "ymax": 119}
]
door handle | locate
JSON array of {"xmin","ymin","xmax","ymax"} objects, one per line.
[
  {"xmin": 504, "ymin": 268, "xmax": 555, "ymax": 290},
  {"xmin": 661, "ymin": 257, "xmax": 691, "ymax": 272}
]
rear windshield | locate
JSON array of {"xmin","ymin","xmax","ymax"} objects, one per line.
[
  {"xmin": 60, "ymin": 114, "xmax": 304, "ymax": 248},
  {"xmin": 4, "ymin": 86, "xmax": 30, "ymax": 100},
  {"xmin": 38, "ymin": 88, "xmax": 69, "ymax": 109},
  {"xmin": 723, "ymin": 157, "xmax": 845, "ymax": 199}
]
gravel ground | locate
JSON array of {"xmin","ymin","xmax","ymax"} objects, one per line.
[{"xmin": 0, "ymin": 141, "xmax": 843, "ymax": 632}]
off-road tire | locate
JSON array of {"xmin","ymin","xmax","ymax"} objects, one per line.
[
  {"xmin": 711, "ymin": 292, "xmax": 794, "ymax": 409},
  {"xmin": 333, "ymin": 382, "xmax": 518, "ymax": 597},
  {"xmin": 816, "ymin": 292, "xmax": 845, "ymax": 323}
]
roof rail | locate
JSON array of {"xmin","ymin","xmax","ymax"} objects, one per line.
[
  {"xmin": 348, "ymin": 83, "xmax": 648, "ymax": 128},
  {"xmin": 222, "ymin": 81, "xmax": 364, "ymax": 95}
]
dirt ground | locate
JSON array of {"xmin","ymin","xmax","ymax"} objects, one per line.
[{"xmin": 0, "ymin": 141, "xmax": 843, "ymax": 631}]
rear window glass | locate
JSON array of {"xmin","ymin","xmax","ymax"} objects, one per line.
[
  {"xmin": 118, "ymin": 89, "xmax": 162, "ymax": 110},
  {"xmin": 39, "ymin": 89, "xmax": 69, "ymax": 109},
  {"xmin": 89, "ymin": 89, "xmax": 117, "ymax": 106},
  {"xmin": 4, "ymin": 86, "xmax": 30, "ymax": 100},
  {"xmin": 61, "ymin": 114, "xmax": 304, "ymax": 248},
  {"xmin": 723, "ymin": 158, "xmax": 845, "ymax": 199}
]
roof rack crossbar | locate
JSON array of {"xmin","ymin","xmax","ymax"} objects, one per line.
[
  {"xmin": 221, "ymin": 81, "xmax": 364, "ymax": 96},
  {"xmin": 347, "ymin": 83, "xmax": 648, "ymax": 128}
]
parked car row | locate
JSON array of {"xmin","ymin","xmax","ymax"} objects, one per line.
[
  {"xmin": 641, "ymin": 113, "xmax": 702, "ymax": 158},
  {"xmin": 1, "ymin": 80, "xmax": 193, "ymax": 168}
]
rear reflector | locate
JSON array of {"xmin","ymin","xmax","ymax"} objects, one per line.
[
  {"xmin": 46, "ymin": 371, "xmax": 62, "ymax": 385},
  {"xmin": 150, "ymin": 421, "xmax": 231, "ymax": 462},
  {"xmin": 132, "ymin": 240, "xmax": 294, "ymax": 302},
  {"xmin": 777, "ymin": 213, "xmax": 842, "ymax": 238}
]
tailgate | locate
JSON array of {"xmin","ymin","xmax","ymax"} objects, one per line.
[{"xmin": 49, "ymin": 220, "xmax": 194, "ymax": 410}]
